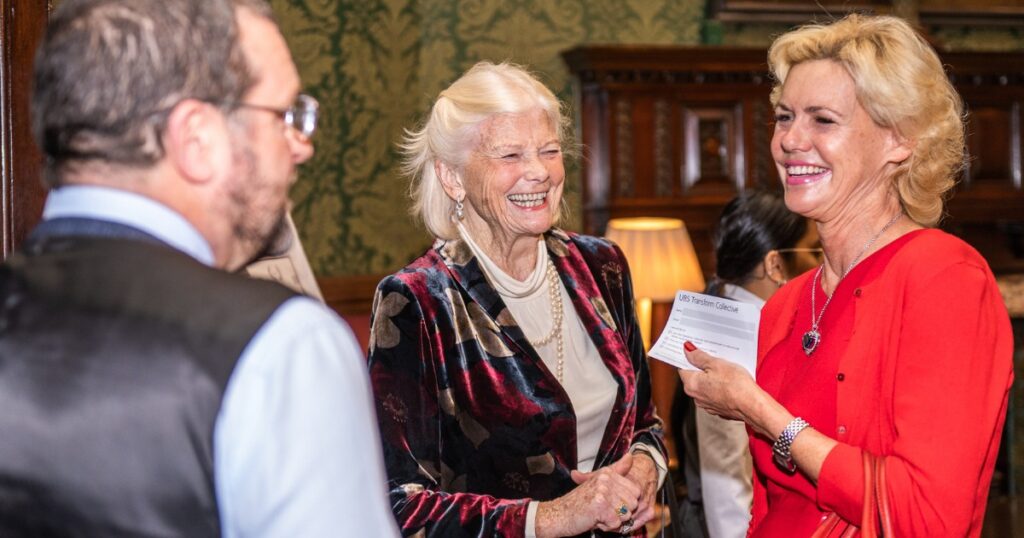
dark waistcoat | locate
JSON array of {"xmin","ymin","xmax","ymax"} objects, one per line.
[{"xmin": 0, "ymin": 231, "xmax": 294, "ymax": 537}]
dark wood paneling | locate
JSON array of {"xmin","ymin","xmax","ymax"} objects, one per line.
[
  {"xmin": 965, "ymin": 105, "xmax": 1016, "ymax": 187},
  {"xmin": 562, "ymin": 47, "xmax": 774, "ymax": 275},
  {"xmin": 710, "ymin": 0, "xmax": 890, "ymax": 24},
  {"xmin": 318, "ymin": 274, "xmax": 383, "ymax": 316},
  {"xmin": 946, "ymin": 53, "xmax": 1024, "ymax": 274},
  {"xmin": 563, "ymin": 45, "xmax": 1024, "ymax": 277},
  {"xmin": 710, "ymin": 0, "xmax": 1024, "ymax": 27},
  {"xmin": 0, "ymin": 0, "xmax": 50, "ymax": 257}
]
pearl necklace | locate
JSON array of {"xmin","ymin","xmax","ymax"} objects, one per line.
[
  {"xmin": 802, "ymin": 213, "xmax": 902, "ymax": 356},
  {"xmin": 528, "ymin": 261, "xmax": 565, "ymax": 382}
]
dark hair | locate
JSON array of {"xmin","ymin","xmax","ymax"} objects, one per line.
[
  {"xmin": 31, "ymin": 0, "xmax": 272, "ymax": 187},
  {"xmin": 708, "ymin": 190, "xmax": 806, "ymax": 294}
]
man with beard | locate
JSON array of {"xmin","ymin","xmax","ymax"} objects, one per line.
[{"xmin": 0, "ymin": 0, "xmax": 398, "ymax": 536}]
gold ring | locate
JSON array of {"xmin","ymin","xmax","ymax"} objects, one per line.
[{"xmin": 617, "ymin": 503, "xmax": 628, "ymax": 516}]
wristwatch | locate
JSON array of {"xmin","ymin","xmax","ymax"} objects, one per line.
[{"xmin": 772, "ymin": 417, "xmax": 810, "ymax": 474}]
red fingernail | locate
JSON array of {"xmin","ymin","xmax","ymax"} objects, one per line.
[{"xmin": 684, "ymin": 341, "xmax": 696, "ymax": 352}]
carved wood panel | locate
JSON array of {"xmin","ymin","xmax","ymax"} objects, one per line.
[
  {"xmin": 563, "ymin": 45, "xmax": 1024, "ymax": 276},
  {"xmin": 944, "ymin": 53, "xmax": 1024, "ymax": 274},
  {"xmin": 562, "ymin": 46, "xmax": 775, "ymax": 277}
]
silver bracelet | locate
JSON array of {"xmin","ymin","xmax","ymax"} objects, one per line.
[{"xmin": 772, "ymin": 417, "xmax": 810, "ymax": 474}]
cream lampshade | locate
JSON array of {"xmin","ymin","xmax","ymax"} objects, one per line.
[{"xmin": 604, "ymin": 217, "xmax": 705, "ymax": 348}]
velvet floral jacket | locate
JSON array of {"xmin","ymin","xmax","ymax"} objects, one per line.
[{"xmin": 367, "ymin": 229, "xmax": 665, "ymax": 537}]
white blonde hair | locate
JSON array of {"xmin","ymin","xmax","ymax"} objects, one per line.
[
  {"xmin": 769, "ymin": 14, "xmax": 965, "ymax": 227},
  {"xmin": 400, "ymin": 61, "xmax": 571, "ymax": 240}
]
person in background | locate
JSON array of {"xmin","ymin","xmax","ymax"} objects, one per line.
[
  {"xmin": 705, "ymin": 190, "xmax": 820, "ymax": 304},
  {"xmin": 0, "ymin": 1, "xmax": 397, "ymax": 535},
  {"xmin": 686, "ymin": 190, "xmax": 819, "ymax": 538},
  {"xmin": 678, "ymin": 14, "xmax": 1012, "ymax": 537},
  {"xmin": 368, "ymin": 61, "xmax": 665, "ymax": 537}
]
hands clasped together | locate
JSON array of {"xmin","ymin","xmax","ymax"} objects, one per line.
[{"xmin": 535, "ymin": 452, "xmax": 658, "ymax": 537}]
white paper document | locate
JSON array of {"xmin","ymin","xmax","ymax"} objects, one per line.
[{"xmin": 647, "ymin": 290, "xmax": 760, "ymax": 378}]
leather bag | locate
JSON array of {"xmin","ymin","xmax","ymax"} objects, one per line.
[{"xmin": 810, "ymin": 452, "xmax": 894, "ymax": 537}]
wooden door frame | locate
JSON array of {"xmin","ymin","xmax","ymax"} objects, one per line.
[{"xmin": 0, "ymin": 0, "xmax": 51, "ymax": 257}]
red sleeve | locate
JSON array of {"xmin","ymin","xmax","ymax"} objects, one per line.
[
  {"xmin": 756, "ymin": 278, "xmax": 804, "ymax": 374},
  {"xmin": 748, "ymin": 278, "xmax": 802, "ymax": 534},
  {"xmin": 816, "ymin": 261, "xmax": 1013, "ymax": 535}
]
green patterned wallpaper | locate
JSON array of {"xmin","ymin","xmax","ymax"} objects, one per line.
[
  {"xmin": 273, "ymin": 0, "xmax": 705, "ymax": 276},
  {"xmin": 270, "ymin": 0, "xmax": 1024, "ymax": 277}
]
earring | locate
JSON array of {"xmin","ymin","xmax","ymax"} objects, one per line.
[{"xmin": 454, "ymin": 198, "xmax": 465, "ymax": 221}]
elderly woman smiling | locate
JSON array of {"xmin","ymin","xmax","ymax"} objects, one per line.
[{"xmin": 367, "ymin": 62, "xmax": 666, "ymax": 537}]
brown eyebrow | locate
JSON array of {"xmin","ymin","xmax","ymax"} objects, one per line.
[
  {"xmin": 483, "ymin": 141, "xmax": 561, "ymax": 153},
  {"xmin": 805, "ymin": 105, "xmax": 841, "ymax": 116},
  {"xmin": 775, "ymin": 103, "xmax": 843, "ymax": 117}
]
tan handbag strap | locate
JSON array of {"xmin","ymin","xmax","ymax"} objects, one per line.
[
  {"xmin": 874, "ymin": 455, "xmax": 895, "ymax": 536},
  {"xmin": 809, "ymin": 452, "xmax": 895, "ymax": 537},
  {"xmin": 860, "ymin": 452, "xmax": 879, "ymax": 538},
  {"xmin": 810, "ymin": 513, "xmax": 843, "ymax": 538}
]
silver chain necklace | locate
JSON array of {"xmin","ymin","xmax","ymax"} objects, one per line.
[{"xmin": 802, "ymin": 212, "xmax": 902, "ymax": 356}]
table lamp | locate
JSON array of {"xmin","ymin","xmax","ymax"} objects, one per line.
[{"xmin": 604, "ymin": 217, "xmax": 705, "ymax": 349}]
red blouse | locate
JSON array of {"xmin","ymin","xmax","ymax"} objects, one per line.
[{"xmin": 749, "ymin": 229, "xmax": 1013, "ymax": 537}]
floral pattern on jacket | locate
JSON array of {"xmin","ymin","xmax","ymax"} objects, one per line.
[{"xmin": 368, "ymin": 228, "xmax": 665, "ymax": 537}]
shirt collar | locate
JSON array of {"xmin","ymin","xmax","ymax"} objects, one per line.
[
  {"xmin": 43, "ymin": 185, "xmax": 215, "ymax": 266},
  {"xmin": 721, "ymin": 283, "xmax": 766, "ymax": 307}
]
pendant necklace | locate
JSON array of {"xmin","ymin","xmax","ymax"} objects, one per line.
[{"xmin": 802, "ymin": 212, "xmax": 902, "ymax": 356}]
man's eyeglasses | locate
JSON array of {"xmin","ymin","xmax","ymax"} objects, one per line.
[
  {"xmin": 232, "ymin": 93, "xmax": 319, "ymax": 140},
  {"xmin": 776, "ymin": 247, "xmax": 825, "ymax": 262}
]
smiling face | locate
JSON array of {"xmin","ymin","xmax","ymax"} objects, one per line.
[
  {"xmin": 455, "ymin": 108, "xmax": 565, "ymax": 255},
  {"xmin": 771, "ymin": 60, "xmax": 909, "ymax": 225}
]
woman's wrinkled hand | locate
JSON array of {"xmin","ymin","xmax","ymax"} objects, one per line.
[
  {"xmin": 535, "ymin": 454, "xmax": 643, "ymax": 537},
  {"xmin": 622, "ymin": 450, "xmax": 658, "ymax": 529},
  {"xmin": 677, "ymin": 342, "xmax": 760, "ymax": 424}
]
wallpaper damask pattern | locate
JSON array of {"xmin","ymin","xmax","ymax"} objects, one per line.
[
  {"xmin": 271, "ymin": 0, "xmax": 1024, "ymax": 276},
  {"xmin": 273, "ymin": 0, "xmax": 704, "ymax": 276}
]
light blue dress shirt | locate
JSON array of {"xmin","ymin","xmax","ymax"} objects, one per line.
[{"xmin": 43, "ymin": 186, "xmax": 399, "ymax": 537}]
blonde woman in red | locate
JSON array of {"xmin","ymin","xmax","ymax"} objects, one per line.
[{"xmin": 679, "ymin": 14, "xmax": 1013, "ymax": 537}]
